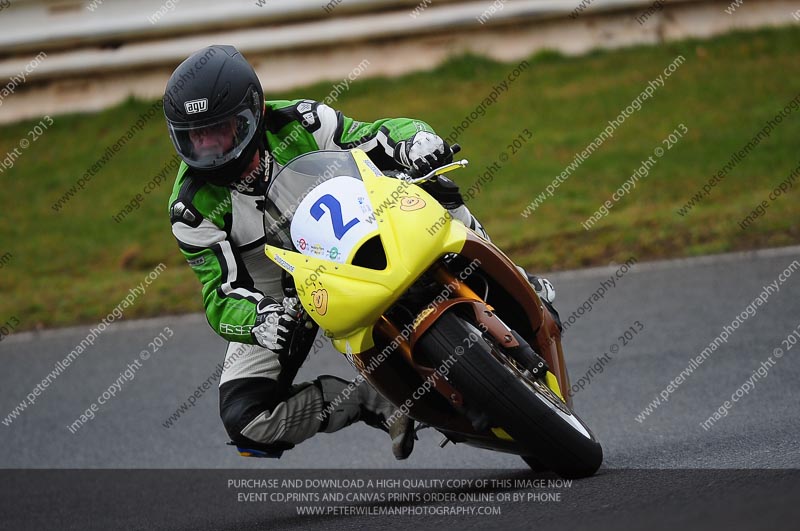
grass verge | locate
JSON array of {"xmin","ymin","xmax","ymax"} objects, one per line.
[{"xmin": 1, "ymin": 25, "xmax": 798, "ymax": 331}]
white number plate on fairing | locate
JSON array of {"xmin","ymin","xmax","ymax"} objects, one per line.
[{"xmin": 290, "ymin": 176, "xmax": 378, "ymax": 263}]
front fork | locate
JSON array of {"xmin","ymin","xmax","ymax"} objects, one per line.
[
  {"xmin": 376, "ymin": 262, "xmax": 566, "ymax": 407},
  {"xmin": 426, "ymin": 263, "xmax": 568, "ymax": 404}
]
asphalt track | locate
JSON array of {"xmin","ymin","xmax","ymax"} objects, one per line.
[{"xmin": 2, "ymin": 246, "xmax": 799, "ymax": 530}]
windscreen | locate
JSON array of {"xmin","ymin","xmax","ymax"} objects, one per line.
[{"xmin": 263, "ymin": 151, "xmax": 379, "ymax": 264}]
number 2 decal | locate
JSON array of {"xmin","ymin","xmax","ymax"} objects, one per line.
[{"xmin": 310, "ymin": 194, "xmax": 360, "ymax": 240}]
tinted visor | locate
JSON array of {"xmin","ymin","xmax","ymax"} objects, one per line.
[{"xmin": 167, "ymin": 103, "xmax": 261, "ymax": 169}]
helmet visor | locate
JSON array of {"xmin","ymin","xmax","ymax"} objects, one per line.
[{"xmin": 167, "ymin": 106, "xmax": 260, "ymax": 169}]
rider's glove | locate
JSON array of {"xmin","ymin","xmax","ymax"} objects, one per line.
[
  {"xmin": 251, "ymin": 296, "xmax": 300, "ymax": 353},
  {"xmin": 394, "ymin": 131, "xmax": 453, "ymax": 175}
]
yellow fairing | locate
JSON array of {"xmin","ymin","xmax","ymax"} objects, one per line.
[
  {"xmin": 264, "ymin": 149, "xmax": 468, "ymax": 354},
  {"xmin": 491, "ymin": 427, "xmax": 514, "ymax": 441},
  {"xmin": 545, "ymin": 371, "xmax": 566, "ymax": 402}
]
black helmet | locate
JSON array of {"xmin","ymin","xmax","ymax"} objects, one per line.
[{"xmin": 163, "ymin": 45, "xmax": 265, "ymax": 186}]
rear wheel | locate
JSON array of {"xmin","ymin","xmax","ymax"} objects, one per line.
[{"xmin": 418, "ymin": 311, "xmax": 603, "ymax": 478}]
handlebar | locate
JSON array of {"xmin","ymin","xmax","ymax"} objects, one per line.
[
  {"xmin": 388, "ymin": 143, "xmax": 467, "ymax": 183},
  {"xmin": 404, "ymin": 158, "xmax": 469, "ymax": 184}
]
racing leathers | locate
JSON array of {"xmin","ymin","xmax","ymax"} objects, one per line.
[{"xmin": 168, "ymin": 99, "xmax": 489, "ymax": 457}]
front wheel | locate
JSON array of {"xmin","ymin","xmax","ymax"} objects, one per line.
[{"xmin": 417, "ymin": 311, "xmax": 603, "ymax": 478}]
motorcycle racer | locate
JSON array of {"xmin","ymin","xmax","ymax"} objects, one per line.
[{"xmin": 163, "ymin": 45, "xmax": 558, "ymax": 460}]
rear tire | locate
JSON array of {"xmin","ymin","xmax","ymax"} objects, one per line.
[{"xmin": 418, "ymin": 311, "xmax": 603, "ymax": 478}]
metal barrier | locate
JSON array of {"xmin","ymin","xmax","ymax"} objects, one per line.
[
  {"xmin": 0, "ymin": 0, "xmax": 796, "ymax": 123},
  {"xmin": 0, "ymin": 0, "xmax": 702, "ymax": 82}
]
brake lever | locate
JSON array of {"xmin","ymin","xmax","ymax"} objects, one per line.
[
  {"xmin": 405, "ymin": 159, "xmax": 469, "ymax": 184},
  {"xmin": 394, "ymin": 143, "xmax": 464, "ymax": 182}
]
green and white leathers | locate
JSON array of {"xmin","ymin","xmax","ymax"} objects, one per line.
[{"xmin": 168, "ymin": 99, "xmax": 436, "ymax": 344}]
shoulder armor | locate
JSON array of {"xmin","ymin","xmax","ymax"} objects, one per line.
[
  {"xmin": 266, "ymin": 99, "xmax": 322, "ymax": 134},
  {"xmin": 169, "ymin": 173, "xmax": 206, "ymax": 228}
]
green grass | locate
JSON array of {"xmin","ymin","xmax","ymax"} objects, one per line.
[{"xmin": 2, "ymin": 25, "xmax": 799, "ymax": 331}]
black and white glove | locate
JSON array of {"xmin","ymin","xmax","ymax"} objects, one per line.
[
  {"xmin": 251, "ymin": 296, "xmax": 300, "ymax": 353},
  {"xmin": 394, "ymin": 131, "xmax": 453, "ymax": 175}
]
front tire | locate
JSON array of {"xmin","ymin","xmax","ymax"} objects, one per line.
[{"xmin": 418, "ymin": 311, "xmax": 603, "ymax": 478}]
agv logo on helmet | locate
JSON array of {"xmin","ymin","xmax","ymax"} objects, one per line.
[{"xmin": 184, "ymin": 98, "xmax": 208, "ymax": 114}]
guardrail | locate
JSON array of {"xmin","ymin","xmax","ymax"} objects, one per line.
[
  {"xmin": 0, "ymin": 0, "xmax": 701, "ymax": 82},
  {"xmin": 0, "ymin": 0, "xmax": 446, "ymax": 55},
  {"xmin": 0, "ymin": 0, "xmax": 797, "ymax": 124}
]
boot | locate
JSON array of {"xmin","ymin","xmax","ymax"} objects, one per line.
[
  {"xmin": 316, "ymin": 376, "xmax": 416, "ymax": 459},
  {"xmin": 516, "ymin": 266, "xmax": 563, "ymax": 333}
]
